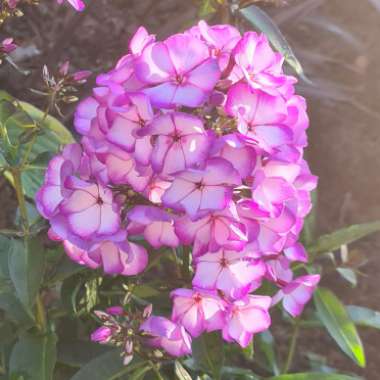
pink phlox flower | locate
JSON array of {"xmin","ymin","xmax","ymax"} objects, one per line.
[
  {"xmin": 127, "ymin": 205, "xmax": 179, "ymax": 248},
  {"xmin": 36, "ymin": 144, "xmax": 82, "ymax": 219},
  {"xmin": 140, "ymin": 316, "xmax": 192, "ymax": 357},
  {"xmin": 272, "ymin": 274, "xmax": 320, "ymax": 317},
  {"xmin": 59, "ymin": 176, "xmax": 121, "ymax": 239},
  {"xmin": 96, "ymin": 27, "xmax": 155, "ymax": 91},
  {"xmin": 175, "ymin": 201, "xmax": 248, "ymax": 257},
  {"xmin": 74, "ymin": 87, "xmax": 115, "ymax": 136},
  {"xmin": 265, "ymin": 255, "xmax": 293, "ymax": 284},
  {"xmin": 139, "ymin": 112, "xmax": 211, "ymax": 177},
  {"xmin": 57, "ymin": 0, "xmax": 85, "ymax": 12},
  {"xmin": 101, "ymin": 145, "xmax": 153, "ymax": 192},
  {"xmin": 144, "ymin": 177, "xmax": 172, "ymax": 204},
  {"xmin": 162, "ymin": 158, "xmax": 241, "ymax": 219},
  {"xmin": 170, "ymin": 288, "xmax": 226, "ymax": 337},
  {"xmin": 187, "ymin": 20, "xmax": 241, "ymax": 72},
  {"xmin": 211, "ymin": 133, "xmax": 257, "ymax": 179},
  {"xmin": 192, "ymin": 249, "xmax": 266, "ymax": 299},
  {"xmin": 129, "ymin": 26, "xmax": 156, "ymax": 56},
  {"xmin": 225, "ymin": 83, "xmax": 291, "ymax": 153},
  {"xmin": 284, "ymin": 242, "xmax": 308, "ymax": 263},
  {"xmin": 63, "ymin": 239, "xmax": 148, "ymax": 276},
  {"xmin": 135, "ymin": 33, "xmax": 221, "ymax": 108},
  {"xmin": 222, "ymin": 295, "xmax": 272, "ymax": 347},
  {"xmin": 232, "ymin": 31, "xmax": 296, "ymax": 96},
  {"xmin": 107, "ymin": 92, "xmax": 154, "ymax": 166},
  {"xmin": 6, "ymin": 0, "xmax": 19, "ymax": 9}
]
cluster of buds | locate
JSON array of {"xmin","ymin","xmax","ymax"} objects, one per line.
[
  {"xmin": 91, "ymin": 304, "xmax": 172, "ymax": 365},
  {"xmin": 31, "ymin": 61, "xmax": 91, "ymax": 115},
  {"xmin": 0, "ymin": 0, "xmax": 40, "ymax": 24}
]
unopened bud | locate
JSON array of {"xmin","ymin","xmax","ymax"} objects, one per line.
[
  {"xmin": 62, "ymin": 95, "xmax": 79, "ymax": 104},
  {"xmin": 123, "ymin": 354, "xmax": 133, "ymax": 366},
  {"xmin": 143, "ymin": 304, "xmax": 153, "ymax": 319},
  {"xmin": 125, "ymin": 339, "xmax": 133, "ymax": 354},
  {"xmin": 153, "ymin": 349, "xmax": 164, "ymax": 358}
]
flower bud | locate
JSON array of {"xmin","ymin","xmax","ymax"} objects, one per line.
[{"xmin": 90, "ymin": 326, "xmax": 112, "ymax": 344}]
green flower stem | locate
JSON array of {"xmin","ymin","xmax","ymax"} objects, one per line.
[
  {"xmin": 11, "ymin": 167, "xmax": 29, "ymax": 233},
  {"xmin": 36, "ymin": 293, "xmax": 47, "ymax": 332},
  {"xmin": 182, "ymin": 246, "xmax": 191, "ymax": 281},
  {"xmin": 11, "ymin": 167, "xmax": 47, "ymax": 332},
  {"xmin": 149, "ymin": 361, "xmax": 165, "ymax": 380},
  {"xmin": 283, "ymin": 318, "xmax": 300, "ymax": 374}
]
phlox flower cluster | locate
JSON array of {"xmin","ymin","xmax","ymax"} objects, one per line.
[{"xmin": 36, "ymin": 21, "xmax": 320, "ymax": 358}]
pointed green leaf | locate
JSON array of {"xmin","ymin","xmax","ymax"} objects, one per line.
[
  {"xmin": 8, "ymin": 237, "xmax": 45, "ymax": 314},
  {"xmin": 192, "ymin": 332, "xmax": 224, "ymax": 378},
  {"xmin": 0, "ymin": 292, "xmax": 35, "ymax": 327},
  {"xmin": 268, "ymin": 373, "xmax": 362, "ymax": 380},
  {"xmin": 175, "ymin": 360, "xmax": 192, "ymax": 380},
  {"xmin": 336, "ymin": 268, "xmax": 357, "ymax": 287},
  {"xmin": 347, "ymin": 305, "xmax": 380, "ymax": 330},
  {"xmin": 314, "ymin": 288, "xmax": 365, "ymax": 367},
  {"xmin": 238, "ymin": 5, "xmax": 310, "ymax": 82},
  {"xmin": 70, "ymin": 350, "xmax": 143, "ymax": 380},
  {"xmin": 308, "ymin": 220, "xmax": 380, "ymax": 255},
  {"xmin": 57, "ymin": 341, "xmax": 112, "ymax": 367},
  {"xmin": 9, "ymin": 332, "xmax": 57, "ymax": 380},
  {"xmin": 0, "ymin": 91, "xmax": 74, "ymax": 198},
  {"xmin": 257, "ymin": 330, "xmax": 280, "ymax": 375},
  {"xmin": 300, "ymin": 190, "xmax": 318, "ymax": 246},
  {"xmin": 18, "ymin": 100, "xmax": 74, "ymax": 145}
]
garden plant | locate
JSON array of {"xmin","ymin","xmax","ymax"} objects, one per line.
[{"xmin": 0, "ymin": 1, "xmax": 379, "ymax": 379}]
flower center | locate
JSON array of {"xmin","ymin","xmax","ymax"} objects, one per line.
[
  {"xmin": 220, "ymin": 257, "xmax": 229, "ymax": 267},
  {"xmin": 175, "ymin": 73, "xmax": 185, "ymax": 85}
]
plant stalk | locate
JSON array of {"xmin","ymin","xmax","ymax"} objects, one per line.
[
  {"xmin": 11, "ymin": 167, "xmax": 29, "ymax": 233},
  {"xmin": 283, "ymin": 318, "xmax": 300, "ymax": 374},
  {"xmin": 36, "ymin": 293, "xmax": 47, "ymax": 332},
  {"xmin": 149, "ymin": 361, "xmax": 165, "ymax": 380},
  {"xmin": 182, "ymin": 246, "xmax": 191, "ymax": 281}
]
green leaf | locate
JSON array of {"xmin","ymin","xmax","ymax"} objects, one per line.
[
  {"xmin": 8, "ymin": 237, "xmax": 45, "ymax": 315},
  {"xmin": 257, "ymin": 331, "xmax": 280, "ymax": 375},
  {"xmin": 0, "ymin": 292, "xmax": 35, "ymax": 326},
  {"xmin": 175, "ymin": 360, "xmax": 192, "ymax": 380},
  {"xmin": 129, "ymin": 365, "xmax": 151, "ymax": 380},
  {"xmin": 300, "ymin": 190, "xmax": 318, "ymax": 246},
  {"xmin": 9, "ymin": 332, "xmax": 57, "ymax": 380},
  {"xmin": 238, "ymin": 5, "xmax": 310, "ymax": 82},
  {"xmin": 0, "ymin": 235, "xmax": 11, "ymax": 279},
  {"xmin": 308, "ymin": 220, "xmax": 380, "ymax": 256},
  {"xmin": 221, "ymin": 366, "xmax": 261, "ymax": 379},
  {"xmin": 70, "ymin": 350, "xmax": 142, "ymax": 380},
  {"xmin": 19, "ymin": 100, "xmax": 73, "ymax": 145},
  {"xmin": 314, "ymin": 288, "xmax": 365, "ymax": 367},
  {"xmin": 268, "ymin": 373, "xmax": 362, "ymax": 380},
  {"xmin": 242, "ymin": 340, "xmax": 254, "ymax": 360},
  {"xmin": 0, "ymin": 91, "xmax": 74, "ymax": 198},
  {"xmin": 57, "ymin": 341, "xmax": 112, "ymax": 367},
  {"xmin": 336, "ymin": 268, "xmax": 357, "ymax": 287},
  {"xmin": 347, "ymin": 305, "xmax": 380, "ymax": 330},
  {"xmin": 192, "ymin": 332, "xmax": 224, "ymax": 379},
  {"xmin": 47, "ymin": 255, "xmax": 86, "ymax": 285},
  {"xmin": 198, "ymin": 0, "xmax": 217, "ymax": 18}
]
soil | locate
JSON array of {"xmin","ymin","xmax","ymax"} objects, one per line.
[{"xmin": 1, "ymin": 0, "xmax": 380, "ymax": 378}]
